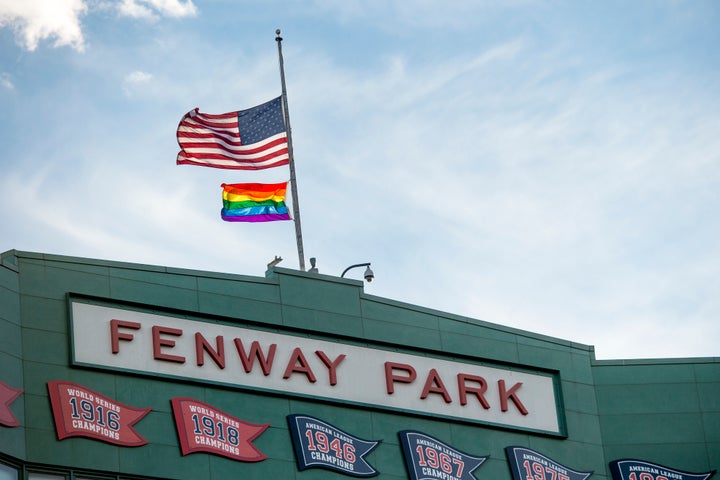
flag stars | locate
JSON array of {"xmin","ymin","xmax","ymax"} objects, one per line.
[{"xmin": 238, "ymin": 97, "xmax": 286, "ymax": 145}]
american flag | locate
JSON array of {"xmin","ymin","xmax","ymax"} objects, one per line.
[{"xmin": 176, "ymin": 96, "xmax": 289, "ymax": 170}]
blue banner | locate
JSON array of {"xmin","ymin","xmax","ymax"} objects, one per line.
[
  {"xmin": 506, "ymin": 446, "xmax": 593, "ymax": 480},
  {"xmin": 610, "ymin": 459, "xmax": 716, "ymax": 480},
  {"xmin": 287, "ymin": 414, "xmax": 380, "ymax": 477},
  {"xmin": 399, "ymin": 430, "xmax": 488, "ymax": 480}
]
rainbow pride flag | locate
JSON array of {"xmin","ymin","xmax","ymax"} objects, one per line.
[{"xmin": 221, "ymin": 182, "xmax": 291, "ymax": 222}]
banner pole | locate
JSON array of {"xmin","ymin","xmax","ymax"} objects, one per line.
[{"xmin": 275, "ymin": 29, "xmax": 305, "ymax": 271}]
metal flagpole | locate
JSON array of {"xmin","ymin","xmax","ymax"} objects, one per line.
[{"xmin": 275, "ymin": 29, "xmax": 306, "ymax": 271}]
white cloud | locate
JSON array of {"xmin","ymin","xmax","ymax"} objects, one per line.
[
  {"xmin": 117, "ymin": 0, "xmax": 197, "ymax": 20},
  {"xmin": 123, "ymin": 70, "xmax": 153, "ymax": 96},
  {"xmin": 122, "ymin": 70, "xmax": 153, "ymax": 95},
  {"xmin": 0, "ymin": 0, "xmax": 197, "ymax": 52},
  {"xmin": 305, "ymin": 0, "xmax": 534, "ymax": 30},
  {"xmin": 125, "ymin": 70, "xmax": 153, "ymax": 83},
  {"xmin": 0, "ymin": 73, "xmax": 13, "ymax": 90},
  {"xmin": 0, "ymin": 0, "xmax": 87, "ymax": 51}
]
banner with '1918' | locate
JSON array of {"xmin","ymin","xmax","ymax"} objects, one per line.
[{"xmin": 171, "ymin": 397, "xmax": 269, "ymax": 462}]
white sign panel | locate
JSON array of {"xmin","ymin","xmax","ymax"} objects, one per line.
[{"xmin": 70, "ymin": 301, "xmax": 563, "ymax": 435}]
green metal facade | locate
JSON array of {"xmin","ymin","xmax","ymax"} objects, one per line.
[{"xmin": 0, "ymin": 250, "xmax": 717, "ymax": 479}]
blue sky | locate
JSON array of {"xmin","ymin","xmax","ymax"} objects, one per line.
[{"xmin": 1, "ymin": 0, "xmax": 718, "ymax": 359}]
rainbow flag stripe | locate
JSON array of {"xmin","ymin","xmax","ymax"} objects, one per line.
[{"xmin": 221, "ymin": 182, "xmax": 291, "ymax": 222}]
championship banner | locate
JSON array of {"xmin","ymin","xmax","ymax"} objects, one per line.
[
  {"xmin": 399, "ymin": 430, "xmax": 488, "ymax": 480},
  {"xmin": 47, "ymin": 381, "xmax": 150, "ymax": 446},
  {"xmin": 609, "ymin": 459, "xmax": 716, "ymax": 480},
  {"xmin": 0, "ymin": 381, "xmax": 23, "ymax": 427},
  {"xmin": 171, "ymin": 398, "xmax": 269, "ymax": 462},
  {"xmin": 506, "ymin": 446, "xmax": 592, "ymax": 480},
  {"xmin": 287, "ymin": 414, "xmax": 381, "ymax": 477}
]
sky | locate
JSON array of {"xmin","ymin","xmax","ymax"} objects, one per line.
[{"xmin": 1, "ymin": 0, "xmax": 718, "ymax": 360}]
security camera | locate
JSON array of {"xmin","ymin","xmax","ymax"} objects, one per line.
[
  {"xmin": 341, "ymin": 262, "xmax": 375, "ymax": 281},
  {"xmin": 363, "ymin": 265, "xmax": 374, "ymax": 282}
]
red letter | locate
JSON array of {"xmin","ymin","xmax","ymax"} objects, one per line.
[
  {"xmin": 498, "ymin": 380, "xmax": 528, "ymax": 415},
  {"xmin": 152, "ymin": 326, "xmax": 186, "ymax": 363},
  {"xmin": 315, "ymin": 351, "xmax": 346, "ymax": 386},
  {"xmin": 458, "ymin": 374, "xmax": 490, "ymax": 409},
  {"xmin": 195, "ymin": 333, "xmax": 225, "ymax": 368},
  {"xmin": 234, "ymin": 339, "xmax": 276, "ymax": 376},
  {"xmin": 283, "ymin": 347, "xmax": 317, "ymax": 383},
  {"xmin": 420, "ymin": 369, "xmax": 452, "ymax": 403},
  {"xmin": 110, "ymin": 319, "xmax": 140, "ymax": 354},
  {"xmin": 385, "ymin": 362, "xmax": 416, "ymax": 394}
]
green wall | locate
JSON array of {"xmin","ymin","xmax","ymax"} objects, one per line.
[
  {"xmin": 0, "ymin": 252, "xmax": 24, "ymax": 460},
  {"xmin": 0, "ymin": 250, "xmax": 716, "ymax": 479},
  {"xmin": 593, "ymin": 358, "xmax": 719, "ymax": 472}
]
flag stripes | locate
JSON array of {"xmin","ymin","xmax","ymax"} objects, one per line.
[
  {"xmin": 220, "ymin": 182, "xmax": 291, "ymax": 222},
  {"xmin": 176, "ymin": 97, "xmax": 289, "ymax": 170}
]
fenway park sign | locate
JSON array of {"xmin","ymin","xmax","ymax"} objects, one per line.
[{"xmin": 70, "ymin": 300, "xmax": 563, "ymax": 435}]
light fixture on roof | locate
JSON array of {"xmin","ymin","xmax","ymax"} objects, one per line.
[
  {"xmin": 341, "ymin": 263, "xmax": 374, "ymax": 282},
  {"xmin": 267, "ymin": 256, "xmax": 283, "ymax": 269},
  {"xmin": 308, "ymin": 257, "xmax": 319, "ymax": 273}
]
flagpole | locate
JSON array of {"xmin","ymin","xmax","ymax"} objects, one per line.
[{"xmin": 275, "ymin": 29, "xmax": 306, "ymax": 271}]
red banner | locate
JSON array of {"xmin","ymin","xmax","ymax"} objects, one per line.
[
  {"xmin": 47, "ymin": 381, "xmax": 151, "ymax": 446},
  {"xmin": 0, "ymin": 381, "xmax": 23, "ymax": 427},
  {"xmin": 171, "ymin": 397, "xmax": 269, "ymax": 462}
]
